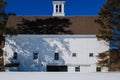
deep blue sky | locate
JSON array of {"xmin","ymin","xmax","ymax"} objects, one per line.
[{"xmin": 5, "ymin": 0, "xmax": 106, "ymax": 16}]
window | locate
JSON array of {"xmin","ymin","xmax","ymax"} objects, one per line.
[
  {"xmin": 72, "ymin": 53, "xmax": 76, "ymax": 57},
  {"xmin": 54, "ymin": 53, "xmax": 59, "ymax": 60},
  {"xmin": 56, "ymin": 5, "xmax": 58, "ymax": 13},
  {"xmin": 59, "ymin": 5, "xmax": 62, "ymax": 13},
  {"xmin": 13, "ymin": 52, "xmax": 17, "ymax": 59},
  {"xmin": 96, "ymin": 67, "xmax": 101, "ymax": 72},
  {"xmin": 75, "ymin": 66, "xmax": 80, "ymax": 72},
  {"xmin": 33, "ymin": 53, "xmax": 38, "ymax": 59},
  {"xmin": 89, "ymin": 53, "xmax": 93, "ymax": 57}
]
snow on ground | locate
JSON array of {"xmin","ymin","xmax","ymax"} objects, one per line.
[{"xmin": 0, "ymin": 72, "xmax": 120, "ymax": 80}]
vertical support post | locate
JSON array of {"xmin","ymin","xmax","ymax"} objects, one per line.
[
  {"xmin": 62, "ymin": 4, "xmax": 64, "ymax": 14},
  {"xmin": 53, "ymin": 4, "xmax": 56, "ymax": 14}
]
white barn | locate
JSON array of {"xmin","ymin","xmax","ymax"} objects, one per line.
[
  {"xmin": 4, "ymin": 35, "xmax": 109, "ymax": 72},
  {"xmin": 3, "ymin": 0, "xmax": 109, "ymax": 72}
]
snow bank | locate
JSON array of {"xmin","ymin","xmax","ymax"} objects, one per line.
[{"xmin": 0, "ymin": 72, "xmax": 120, "ymax": 80}]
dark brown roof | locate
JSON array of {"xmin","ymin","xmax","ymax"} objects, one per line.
[{"xmin": 6, "ymin": 16, "xmax": 100, "ymax": 34}]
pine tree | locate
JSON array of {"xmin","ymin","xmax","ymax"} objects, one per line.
[
  {"xmin": 0, "ymin": 0, "xmax": 8, "ymax": 71},
  {"xmin": 0, "ymin": 0, "xmax": 7, "ymax": 34},
  {"xmin": 0, "ymin": 0, "xmax": 16, "ymax": 35},
  {"xmin": 95, "ymin": 0, "xmax": 120, "ymax": 71}
]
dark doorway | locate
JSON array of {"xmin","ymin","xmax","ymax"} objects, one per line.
[{"xmin": 47, "ymin": 65, "xmax": 68, "ymax": 72}]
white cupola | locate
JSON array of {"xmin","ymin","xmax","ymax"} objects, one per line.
[{"xmin": 52, "ymin": 0, "xmax": 66, "ymax": 16}]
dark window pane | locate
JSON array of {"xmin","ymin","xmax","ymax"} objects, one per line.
[
  {"xmin": 13, "ymin": 52, "xmax": 17, "ymax": 59},
  {"xmin": 56, "ymin": 5, "xmax": 58, "ymax": 8},
  {"xmin": 72, "ymin": 53, "xmax": 76, "ymax": 57},
  {"xmin": 56, "ymin": 5, "xmax": 58, "ymax": 12},
  {"xmin": 54, "ymin": 53, "xmax": 59, "ymax": 60},
  {"xmin": 59, "ymin": 5, "xmax": 62, "ymax": 13},
  {"xmin": 96, "ymin": 67, "xmax": 101, "ymax": 72},
  {"xmin": 75, "ymin": 66, "xmax": 80, "ymax": 72},
  {"xmin": 33, "ymin": 53, "xmax": 38, "ymax": 59},
  {"xmin": 56, "ymin": 9, "xmax": 58, "ymax": 12},
  {"xmin": 89, "ymin": 53, "xmax": 93, "ymax": 57}
]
